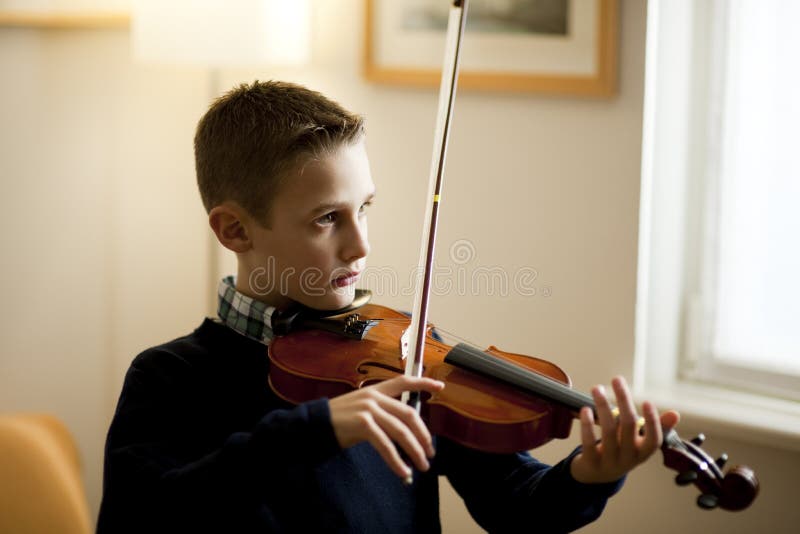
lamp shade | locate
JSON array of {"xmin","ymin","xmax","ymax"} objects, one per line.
[{"xmin": 131, "ymin": 0, "xmax": 310, "ymax": 67}]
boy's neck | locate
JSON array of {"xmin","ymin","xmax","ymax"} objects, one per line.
[{"xmin": 235, "ymin": 265, "xmax": 291, "ymax": 309}]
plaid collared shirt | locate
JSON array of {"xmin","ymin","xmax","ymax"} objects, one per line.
[{"xmin": 217, "ymin": 276, "xmax": 275, "ymax": 345}]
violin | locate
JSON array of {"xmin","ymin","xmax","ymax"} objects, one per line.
[
  {"xmin": 268, "ymin": 0, "xmax": 758, "ymax": 512},
  {"xmin": 268, "ymin": 299, "xmax": 758, "ymax": 511}
]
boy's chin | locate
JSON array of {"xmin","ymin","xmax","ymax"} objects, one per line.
[{"xmin": 296, "ymin": 288, "xmax": 357, "ymax": 312}]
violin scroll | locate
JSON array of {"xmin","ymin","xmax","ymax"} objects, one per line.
[{"xmin": 661, "ymin": 429, "xmax": 759, "ymax": 511}]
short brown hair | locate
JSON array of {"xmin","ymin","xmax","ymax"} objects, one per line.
[{"xmin": 194, "ymin": 80, "xmax": 364, "ymax": 225}]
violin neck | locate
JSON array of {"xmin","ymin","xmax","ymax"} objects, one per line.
[{"xmin": 444, "ymin": 343, "xmax": 596, "ymax": 415}]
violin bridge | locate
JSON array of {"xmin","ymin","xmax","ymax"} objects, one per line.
[{"xmin": 400, "ymin": 327, "xmax": 410, "ymax": 360}]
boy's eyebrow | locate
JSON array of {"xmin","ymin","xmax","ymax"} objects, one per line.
[{"xmin": 309, "ymin": 191, "xmax": 376, "ymax": 216}]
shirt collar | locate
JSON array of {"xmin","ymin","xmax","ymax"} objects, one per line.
[{"xmin": 217, "ymin": 276, "xmax": 276, "ymax": 345}]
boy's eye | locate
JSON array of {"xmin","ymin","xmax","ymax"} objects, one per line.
[
  {"xmin": 317, "ymin": 212, "xmax": 337, "ymax": 225},
  {"xmin": 315, "ymin": 201, "xmax": 371, "ymax": 226}
]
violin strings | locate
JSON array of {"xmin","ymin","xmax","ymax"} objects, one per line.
[
  {"xmin": 427, "ymin": 324, "xmax": 481, "ymax": 350},
  {"xmin": 374, "ymin": 318, "xmax": 481, "ymax": 349}
]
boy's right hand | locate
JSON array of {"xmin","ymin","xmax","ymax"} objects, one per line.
[{"xmin": 328, "ymin": 376, "xmax": 445, "ymax": 482}]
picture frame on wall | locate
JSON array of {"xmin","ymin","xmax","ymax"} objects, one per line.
[{"xmin": 364, "ymin": 0, "xmax": 618, "ymax": 97}]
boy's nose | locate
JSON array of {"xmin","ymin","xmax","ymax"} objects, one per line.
[{"xmin": 341, "ymin": 219, "xmax": 370, "ymax": 262}]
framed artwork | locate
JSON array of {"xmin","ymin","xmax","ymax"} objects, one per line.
[{"xmin": 364, "ymin": 0, "xmax": 618, "ymax": 97}]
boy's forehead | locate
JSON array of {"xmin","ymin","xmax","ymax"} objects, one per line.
[{"xmin": 274, "ymin": 143, "xmax": 374, "ymax": 214}]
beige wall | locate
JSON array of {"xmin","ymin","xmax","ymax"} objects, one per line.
[
  {"xmin": 0, "ymin": 25, "xmax": 210, "ymax": 519},
  {"xmin": 1, "ymin": 1, "xmax": 797, "ymax": 532}
]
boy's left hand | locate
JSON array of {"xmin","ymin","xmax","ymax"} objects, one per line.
[{"xmin": 569, "ymin": 376, "xmax": 680, "ymax": 484}]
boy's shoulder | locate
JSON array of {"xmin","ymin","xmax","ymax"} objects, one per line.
[
  {"xmin": 125, "ymin": 318, "xmax": 265, "ymax": 389},
  {"xmin": 126, "ymin": 320, "xmax": 228, "ymax": 384},
  {"xmin": 131, "ymin": 319, "xmax": 214, "ymax": 371}
]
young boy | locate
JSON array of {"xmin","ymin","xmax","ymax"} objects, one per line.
[{"xmin": 97, "ymin": 80, "xmax": 678, "ymax": 533}]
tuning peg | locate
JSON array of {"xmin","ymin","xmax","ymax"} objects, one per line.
[
  {"xmin": 697, "ymin": 493, "xmax": 719, "ymax": 509},
  {"xmin": 715, "ymin": 453, "xmax": 728, "ymax": 469},
  {"xmin": 675, "ymin": 470, "xmax": 698, "ymax": 486},
  {"xmin": 690, "ymin": 434, "xmax": 706, "ymax": 446}
]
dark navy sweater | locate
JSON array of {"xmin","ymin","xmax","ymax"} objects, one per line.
[{"xmin": 97, "ymin": 319, "xmax": 622, "ymax": 533}]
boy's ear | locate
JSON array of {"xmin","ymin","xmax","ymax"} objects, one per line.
[{"xmin": 208, "ymin": 203, "xmax": 252, "ymax": 253}]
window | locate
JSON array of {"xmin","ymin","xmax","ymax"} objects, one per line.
[
  {"xmin": 685, "ymin": 0, "xmax": 800, "ymax": 400},
  {"xmin": 636, "ymin": 0, "xmax": 800, "ymax": 440}
]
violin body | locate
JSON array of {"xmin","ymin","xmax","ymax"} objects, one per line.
[{"xmin": 269, "ymin": 303, "xmax": 574, "ymax": 453}]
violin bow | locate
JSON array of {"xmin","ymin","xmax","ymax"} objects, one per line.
[{"xmin": 402, "ymin": 0, "xmax": 469, "ymax": 408}]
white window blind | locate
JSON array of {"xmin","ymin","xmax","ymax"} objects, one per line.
[{"xmin": 687, "ymin": 0, "xmax": 800, "ymax": 398}]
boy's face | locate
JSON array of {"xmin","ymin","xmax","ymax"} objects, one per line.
[{"xmin": 242, "ymin": 139, "xmax": 374, "ymax": 310}]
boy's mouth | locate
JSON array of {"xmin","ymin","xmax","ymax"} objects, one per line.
[{"xmin": 331, "ymin": 271, "xmax": 360, "ymax": 288}]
